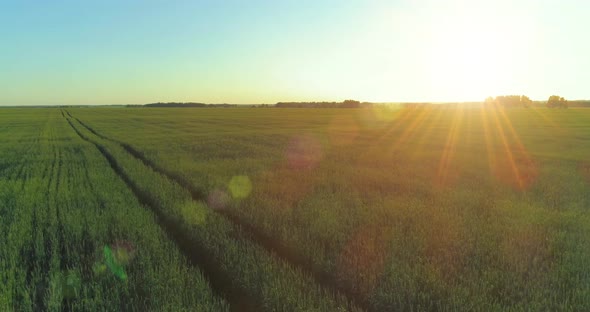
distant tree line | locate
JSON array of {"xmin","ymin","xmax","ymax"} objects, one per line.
[
  {"xmin": 546, "ymin": 95, "xmax": 568, "ymax": 108},
  {"xmin": 565, "ymin": 100, "xmax": 590, "ymax": 108},
  {"xmin": 275, "ymin": 100, "xmax": 368, "ymax": 108},
  {"xmin": 123, "ymin": 97, "xmax": 584, "ymax": 109},
  {"xmin": 484, "ymin": 95, "xmax": 533, "ymax": 108},
  {"xmin": 484, "ymin": 95, "xmax": 571, "ymax": 108},
  {"xmin": 141, "ymin": 102, "xmax": 239, "ymax": 108},
  {"xmin": 124, "ymin": 101, "xmax": 432, "ymax": 109}
]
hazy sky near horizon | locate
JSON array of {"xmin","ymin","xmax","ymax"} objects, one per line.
[{"xmin": 1, "ymin": 0, "xmax": 589, "ymax": 105}]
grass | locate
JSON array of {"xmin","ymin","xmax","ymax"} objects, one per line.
[
  {"xmin": 65, "ymin": 110, "xmax": 358, "ymax": 311},
  {"xmin": 71, "ymin": 105, "xmax": 590, "ymax": 310},
  {"xmin": 2, "ymin": 105, "xmax": 590, "ymax": 310},
  {"xmin": 0, "ymin": 109, "xmax": 227, "ymax": 311}
]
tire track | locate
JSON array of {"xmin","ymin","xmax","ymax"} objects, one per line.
[
  {"xmin": 67, "ymin": 111, "xmax": 366, "ymax": 311},
  {"xmin": 72, "ymin": 116, "xmax": 206, "ymax": 200},
  {"xmin": 64, "ymin": 116, "xmax": 255, "ymax": 312}
]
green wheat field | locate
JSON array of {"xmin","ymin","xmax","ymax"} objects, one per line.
[{"xmin": 2, "ymin": 106, "xmax": 589, "ymax": 311}]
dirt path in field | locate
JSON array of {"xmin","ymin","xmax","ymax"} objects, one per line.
[
  {"xmin": 66, "ymin": 111, "xmax": 367, "ymax": 311},
  {"xmin": 73, "ymin": 115, "xmax": 207, "ymax": 201},
  {"xmin": 64, "ymin": 114, "xmax": 257, "ymax": 312}
]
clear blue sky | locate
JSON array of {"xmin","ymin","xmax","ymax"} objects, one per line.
[{"xmin": 1, "ymin": 0, "xmax": 588, "ymax": 105}]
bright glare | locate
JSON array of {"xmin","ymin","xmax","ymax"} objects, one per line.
[
  {"xmin": 424, "ymin": 13, "xmax": 531, "ymax": 101},
  {"xmin": 310, "ymin": 0, "xmax": 540, "ymax": 103}
]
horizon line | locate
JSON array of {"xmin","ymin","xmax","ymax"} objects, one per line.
[{"xmin": 3, "ymin": 98, "xmax": 590, "ymax": 107}]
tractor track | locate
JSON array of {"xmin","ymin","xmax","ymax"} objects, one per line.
[
  {"xmin": 66, "ymin": 112, "xmax": 367, "ymax": 311},
  {"xmin": 64, "ymin": 116, "xmax": 257, "ymax": 312}
]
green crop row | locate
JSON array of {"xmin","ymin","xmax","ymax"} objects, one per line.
[
  {"xmin": 70, "ymin": 107, "xmax": 590, "ymax": 310},
  {"xmin": 0, "ymin": 110, "xmax": 227, "ymax": 311},
  {"xmin": 65, "ymin": 112, "xmax": 359, "ymax": 311}
]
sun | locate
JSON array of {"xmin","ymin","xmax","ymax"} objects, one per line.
[
  {"xmin": 421, "ymin": 8, "xmax": 532, "ymax": 101},
  {"xmin": 425, "ymin": 22, "xmax": 509, "ymax": 100}
]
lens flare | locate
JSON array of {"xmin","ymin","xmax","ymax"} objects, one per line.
[
  {"xmin": 181, "ymin": 200, "xmax": 208, "ymax": 225},
  {"xmin": 104, "ymin": 246, "xmax": 127, "ymax": 280},
  {"xmin": 103, "ymin": 241, "xmax": 136, "ymax": 280},
  {"xmin": 387, "ymin": 105, "xmax": 432, "ymax": 154},
  {"xmin": 207, "ymin": 189, "xmax": 230, "ymax": 210},
  {"xmin": 412, "ymin": 106, "xmax": 445, "ymax": 158},
  {"xmin": 359, "ymin": 104, "xmax": 402, "ymax": 129},
  {"xmin": 480, "ymin": 104, "xmax": 497, "ymax": 177},
  {"xmin": 285, "ymin": 134, "xmax": 323, "ymax": 170},
  {"xmin": 436, "ymin": 106, "xmax": 464, "ymax": 187},
  {"xmin": 228, "ymin": 175, "xmax": 253, "ymax": 199},
  {"xmin": 486, "ymin": 106, "xmax": 537, "ymax": 190}
]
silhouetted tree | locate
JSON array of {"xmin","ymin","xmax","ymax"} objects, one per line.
[
  {"xmin": 547, "ymin": 95, "xmax": 568, "ymax": 108},
  {"xmin": 520, "ymin": 95, "xmax": 533, "ymax": 108},
  {"xmin": 497, "ymin": 95, "xmax": 521, "ymax": 107},
  {"xmin": 485, "ymin": 95, "xmax": 532, "ymax": 108},
  {"xmin": 484, "ymin": 96, "xmax": 496, "ymax": 106}
]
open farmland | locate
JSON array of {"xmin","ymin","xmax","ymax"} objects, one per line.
[
  {"xmin": 0, "ymin": 109, "xmax": 227, "ymax": 311},
  {"xmin": 2, "ymin": 106, "xmax": 590, "ymax": 311}
]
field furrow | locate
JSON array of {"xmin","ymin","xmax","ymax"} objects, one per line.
[
  {"xmin": 4, "ymin": 106, "xmax": 590, "ymax": 311},
  {"xmin": 65, "ymin": 115, "xmax": 249, "ymax": 309},
  {"xmin": 70, "ymin": 107, "xmax": 590, "ymax": 311},
  {"xmin": 65, "ymin": 112, "xmax": 361, "ymax": 311},
  {"xmin": 70, "ymin": 111, "xmax": 366, "ymax": 308},
  {"xmin": 1, "ymin": 109, "xmax": 228, "ymax": 311}
]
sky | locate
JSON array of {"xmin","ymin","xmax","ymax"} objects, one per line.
[{"xmin": 1, "ymin": 0, "xmax": 589, "ymax": 105}]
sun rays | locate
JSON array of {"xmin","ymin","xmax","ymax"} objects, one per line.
[
  {"xmin": 480, "ymin": 104, "xmax": 496, "ymax": 177},
  {"xmin": 387, "ymin": 105, "xmax": 433, "ymax": 154},
  {"xmin": 436, "ymin": 106, "xmax": 465, "ymax": 187},
  {"xmin": 350, "ymin": 103, "xmax": 564, "ymax": 191},
  {"xmin": 360, "ymin": 103, "xmax": 548, "ymax": 190},
  {"xmin": 480, "ymin": 104, "xmax": 539, "ymax": 190}
]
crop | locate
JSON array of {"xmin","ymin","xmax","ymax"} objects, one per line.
[
  {"xmin": 0, "ymin": 109, "xmax": 227, "ymax": 311},
  {"xmin": 3, "ymin": 105, "xmax": 590, "ymax": 311},
  {"xmin": 64, "ymin": 111, "xmax": 358, "ymax": 311},
  {"xmin": 70, "ymin": 106, "xmax": 590, "ymax": 310}
]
